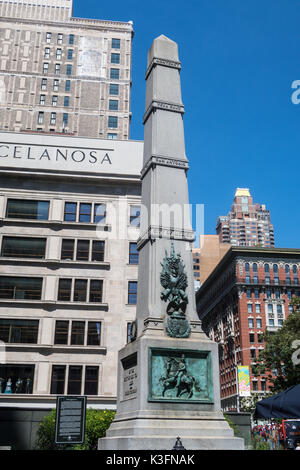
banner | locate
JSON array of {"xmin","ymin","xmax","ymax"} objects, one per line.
[{"xmin": 237, "ymin": 365, "xmax": 251, "ymax": 396}]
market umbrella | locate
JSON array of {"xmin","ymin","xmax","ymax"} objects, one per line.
[{"xmin": 254, "ymin": 385, "xmax": 300, "ymax": 419}]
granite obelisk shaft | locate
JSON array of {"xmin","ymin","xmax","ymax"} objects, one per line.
[{"xmin": 98, "ymin": 36, "xmax": 244, "ymax": 450}]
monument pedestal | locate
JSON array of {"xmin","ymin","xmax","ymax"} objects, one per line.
[{"xmin": 98, "ymin": 326, "xmax": 244, "ymax": 450}]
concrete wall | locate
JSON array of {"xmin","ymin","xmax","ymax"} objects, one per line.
[
  {"xmin": 225, "ymin": 412, "xmax": 252, "ymax": 449},
  {"xmin": 0, "ymin": 407, "xmax": 51, "ymax": 450}
]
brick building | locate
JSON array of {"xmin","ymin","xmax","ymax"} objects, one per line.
[{"xmin": 196, "ymin": 246, "xmax": 300, "ymax": 411}]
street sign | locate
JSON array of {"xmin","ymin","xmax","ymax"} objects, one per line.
[{"xmin": 55, "ymin": 396, "xmax": 87, "ymax": 445}]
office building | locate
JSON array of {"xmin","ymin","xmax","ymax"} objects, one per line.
[
  {"xmin": 0, "ymin": 130, "xmax": 143, "ymax": 410},
  {"xmin": 216, "ymin": 188, "xmax": 275, "ymax": 248},
  {"xmin": 0, "ymin": 0, "xmax": 133, "ymax": 139}
]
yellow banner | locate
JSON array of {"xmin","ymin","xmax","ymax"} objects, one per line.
[{"xmin": 238, "ymin": 366, "xmax": 251, "ymax": 396}]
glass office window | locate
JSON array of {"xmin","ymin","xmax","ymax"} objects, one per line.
[{"xmin": 1, "ymin": 237, "xmax": 46, "ymax": 259}]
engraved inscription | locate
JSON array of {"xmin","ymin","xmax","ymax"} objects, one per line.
[{"xmin": 123, "ymin": 366, "xmax": 137, "ymax": 399}]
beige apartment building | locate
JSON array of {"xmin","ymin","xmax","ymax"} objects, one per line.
[
  {"xmin": 0, "ymin": 131, "xmax": 142, "ymax": 412},
  {"xmin": 0, "ymin": 0, "xmax": 133, "ymax": 139}
]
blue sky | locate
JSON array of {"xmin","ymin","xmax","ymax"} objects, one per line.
[{"xmin": 74, "ymin": 0, "xmax": 300, "ymax": 248}]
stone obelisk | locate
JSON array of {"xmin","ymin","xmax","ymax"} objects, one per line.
[{"xmin": 98, "ymin": 35, "xmax": 244, "ymax": 450}]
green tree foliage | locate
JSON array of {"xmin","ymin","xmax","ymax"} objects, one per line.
[
  {"xmin": 35, "ymin": 408, "xmax": 115, "ymax": 450},
  {"xmin": 254, "ymin": 298, "xmax": 300, "ymax": 393}
]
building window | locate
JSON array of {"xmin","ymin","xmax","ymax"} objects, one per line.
[
  {"xmin": 257, "ymin": 318, "xmax": 262, "ymax": 328},
  {"xmin": 264, "ymin": 263, "xmax": 270, "ymax": 273},
  {"xmin": 274, "ymin": 277, "xmax": 279, "ymax": 285},
  {"xmin": 52, "ymin": 95, "xmax": 58, "ymax": 106},
  {"xmin": 6, "ymin": 199, "xmax": 49, "ymax": 220},
  {"xmin": 84, "ymin": 366, "xmax": 99, "ymax": 395},
  {"xmin": 56, "ymin": 48, "xmax": 62, "ymax": 60},
  {"xmin": 110, "ymin": 68, "xmax": 120, "ymax": 79},
  {"xmin": 71, "ymin": 321, "xmax": 85, "ymax": 345},
  {"xmin": 53, "ymin": 79, "xmax": 59, "ymax": 91},
  {"xmin": 54, "ymin": 320, "xmax": 69, "ymax": 345},
  {"xmin": 38, "ymin": 111, "xmax": 44, "ymax": 124},
  {"xmin": 109, "ymin": 99, "xmax": 119, "ymax": 111},
  {"xmin": 39, "ymin": 94, "xmax": 45, "ymax": 105},
  {"xmin": 268, "ymin": 318, "xmax": 275, "ymax": 326},
  {"xmin": 50, "ymin": 365, "xmax": 99, "ymax": 396},
  {"xmin": 67, "ymin": 365, "xmax": 82, "ymax": 395},
  {"xmin": 57, "ymin": 279, "xmax": 72, "ymax": 301},
  {"xmin": 111, "ymin": 53, "xmax": 120, "ymax": 64},
  {"xmin": 43, "ymin": 62, "xmax": 49, "ymax": 74},
  {"xmin": 67, "ymin": 49, "xmax": 73, "ymax": 60},
  {"xmin": 258, "ymin": 333, "xmax": 263, "ymax": 344},
  {"xmin": 63, "ymin": 113, "xmax": 68, "ymax": 126},
  {"xmin": 108, "ymin": 116, "xmax": 118, "ymax": 128},
  {"xmin": 245, "ymin": 263, "xmax": 250, "ymax": 272},
  {"xmin": 112, "ymin": 38, "xmax": 120, "ymax": 49},
  {"xmin": 94, "ymin": 203, "xmax": 106, "ymax": 223},
  {"xmin": 268, "ymin": 304, "xmax": 273, "ymax": 314},
  {"xmin": 66, "ymin": 64, "xmax": 72, "ymax": 75},
  {"xmin": 61, "ymin": 239, "xmax": 75, "ymax": 260},
  {"xmin": 247, "ymin": 304, "xmax": 252, "ymax": 313},
  {"xmin": 0, "ymin": 319, "xmax": 39, "ymax": 344},
  {"xmin": 246, "ymin": 289, "xmax": 251, "ymax": 299},
  {"xmin": 64, "ymin": 96, "xmax": 70, "ymax": 107},
  {"xmin": 129, "ymin": 242, "xmax": 139, "ymax": 264},
  {"xmin": 92, "ymin": 241, "xmax": 105, "ymax": 262},
  {"xmin": 58, "ymin": 279, "xmax": 103, "ymax": 304},
  {"xmin": 79, "ymin": 203, "xmax": 91, "ymax": 223},
  {"xmin": 44, "ymin": 47, "xmax": 50, "ymax": 59},
  {"xmin": 73, "ymin": 279, "xmax": 87, "ymax": 302},
  {"xmin": 249, "ymin": 333, "xmax": 255, "ymax": 344},
  {"xmin": 76, "ymin": 240, "xmax": 89, "ymax": 261},
  {"xmin": 50, "ymin": 365, "xmax": 66, "ymax": 394},
  {"xmin": 55, "ymin": 63, "xmax": 60, "ymax": 75},
  {"xmin": 275, "ymin": 289, "xmax": 280, "ymax": 299},
  {"xmin": 41, "ymin": 78, "xmax": 47, "ymax": 90},
  {"xmin": 65, "ymin": 80, "xmax": 71, "ymax": 92},
  {"xmin": 46, "ymin": 32, "xmax": 52, "ymax": 43},
  {"xmin": 253, "ymin": 263, "xmax": 258, "ymax": 273},
  {"xmin": 252, "ymin": 380, "xmax": 258, "ymax": 391},
  {"xmin": 109, "ymin": 84, "xmax": 119, "ymax": 95},
  {"xmin": 57, "ymin": 33, "xmax": 63, "ymax": 44},
  {"xmin": 1, "ymin": 237, "xmax": 46, "ymax": 259},
  {"xmin": 107, "ymin": 133, "xmax": 117, "ymax": 140},
  {"xmin": 273, "ymin": 264, "xmax": 278, "ymax": 274},
  {"xmin": 254, "ymin": 289, "xmax": 259, "ymax": 299},
  {"xmin": 130, "ymin": 206, "xmax": 141, "ymax": 227},
  {"xmin": 89, "ymin": 280, "xmax": 103, "ymax": 303},
  {"xmin": 0, "ymin": 277, "xmax": 42, "ymax": 300},
  {"xmin": 127, "ymin": 322, "xmax": 132, "ymax": 343},
  {"xmin": 0, "ymin": 365, "xmax": 34, "ymax": 394},
  {"xmin": 245, "ymin": 275, "xmax": 251, "ymax": 284},
  {"xmin": 50, "ymin": 112, "xmax": 56, "ymax": 125},
  {"xmin": 250, "ymin": 349, "xmax": 256, "ymax": 359},
  {"xmin": 248, "ymin": 318, "xmax": 254, "ymax": 328},
  {"xmin": 69, "ymin": 34, "xmax": 74, "ymax": 45},
  {"xmin": 285, "ymin": 264, "xmax": 290, "ymax": 274},
  {"xmin": 277, "ymin": 304, "xmax": 283, "ymax": 314},
  {"xmin": 87, "ymin": 322, "xmax": 101, "ymax": 346},
  {"xmin": 128, "ymin": 281, "xmax": 137, "ymax": 305},
  {"xmin": 255, "ymin": 304, "xmax": 261, "ymax": 313},
  {"xmin": 261, "ymin": 380, "xmax": 266, "ymax": 391},
  {"xmin": 253, "ymin": 276, "xmax": 258, "ymax": 284},
  {"xmin": 265, "ymin": 276, "xmax": 270, "ymax": 285}
]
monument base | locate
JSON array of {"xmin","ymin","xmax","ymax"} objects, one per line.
[{"xmin": 98, "ymin": 329, "xmax": 244, "ymax": 450}]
